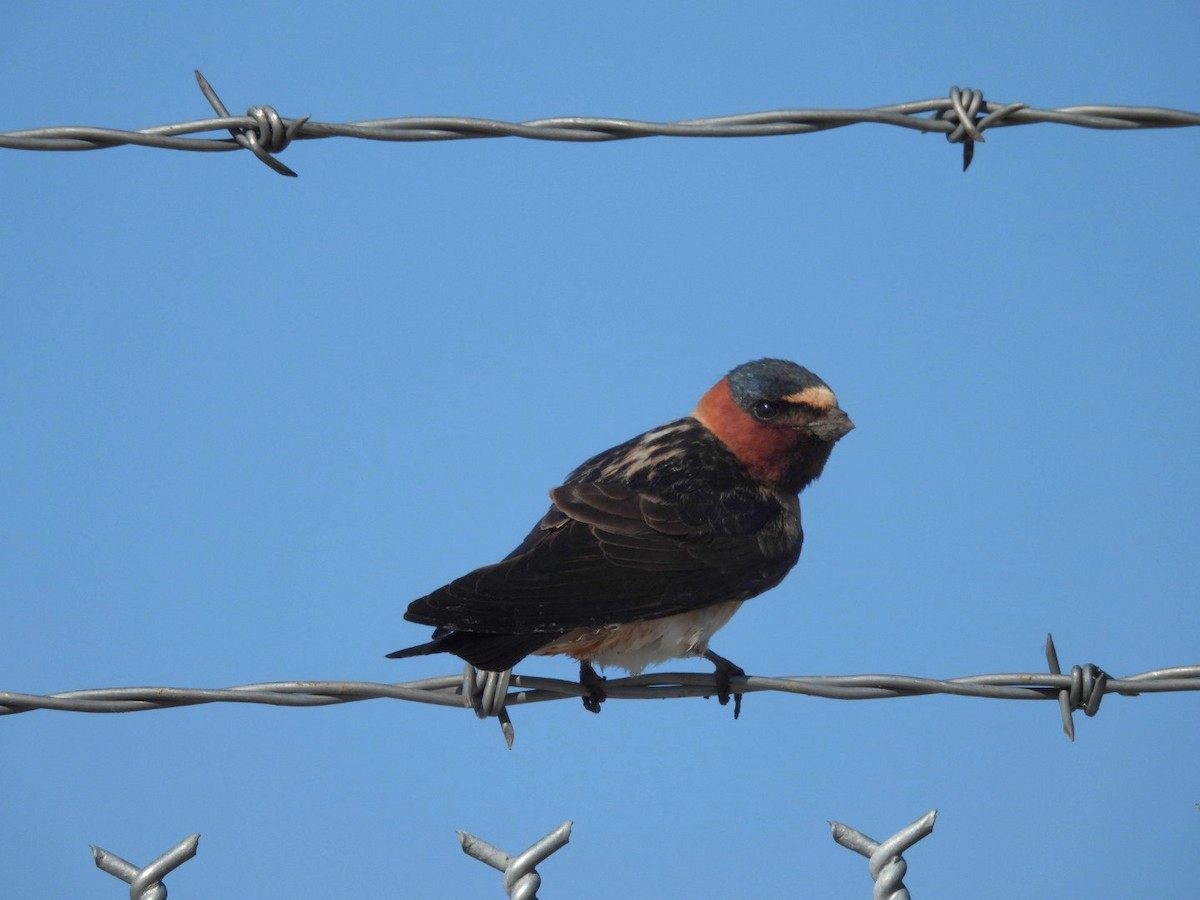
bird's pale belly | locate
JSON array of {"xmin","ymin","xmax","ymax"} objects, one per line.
[{"xmin": 534, "ymin": 600, "xmax": 744, "ymax": 674}]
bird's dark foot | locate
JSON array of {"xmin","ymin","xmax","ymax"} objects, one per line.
[
  {"xmin": 703, "ymin": 649, "xmax": 745, "ymax": 719},
  {"xmin": 579, "ymin": 661, "xmax": 607, "ymax": 714}
]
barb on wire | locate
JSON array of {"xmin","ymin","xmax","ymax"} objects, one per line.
[
  {"xmin": 4, "ymin": 635, "xmax": 1197, "ymax": 747},
  {"xmin": 462, "ymin": 663, "xmax": 516, "ymax": 748},
  {"xmin": 92, "ymin": 833, "xmax": 199, "ymax": 900},
  {"xmin": 459, "ymin": 821, "xmax": 573, "ymax": 900},
  {"xmin": 830, "ymin": 810, "xmax": 936, "ymax": 900},
  {"xmin": 1045, "ymin": 633, "xmax": 1110, "ymax": 741},
  {"xmin": 192, "ymin": 70, "xmax": 308, "ymax": 177},
  {"xmin": 1, "ymin": 76, "xmax": 1197, "ymax": 176}
]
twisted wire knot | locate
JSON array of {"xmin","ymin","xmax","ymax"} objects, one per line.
[
  {"xmin": 1045, "ymin": 634, "xmax": 1110, "ymax": 740},
  {"xmin": 459, "ymin": 821, "xmax": 573, "ymax": 900},
  {"xmin": 462, "ymin": 664, "xmax": 511, "ymax": 718},
  {"xmin": 830, "ymin": 810, "xmax": 937, "ymax": 900},
  {"xmin": 502, "ymin": 857, "xmax": 542, "ymax": 900},
  {"xmin": 940, "ymin": 86, "xmax": 987, "ymax": 145},
  {"xmin": 934, "ymin": 86, "xmax": 1027, "ymax": 170},
  {"xmin": 193, "ymin": 70, "xmax": 308, "ymax": 177},
  {"xmin": 91, "ymin": 833, "xmax": 199, "ymax": 900},
  {"xmin": 462, "ymin": 664, "xmax": 516, "ymax": 747},
  {"xmin": 1067, "ymin": 662, "xmax": 1110, "ymax": 717},
  {"xmin": 245, "ymin": 105, "xmax": 295, "ymax": 154}
]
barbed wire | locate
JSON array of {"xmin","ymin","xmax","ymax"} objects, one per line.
[
  {"xmin": 83, "ymin": 813, "xmax": 935, "ymax": 898},
  {"xmin": 1, "ymin": 72, "xmax": 1197, "ymax": 176},
  {"xmin": 4, "ymin": 636, "xmax": 1197, "ymax": 748}
]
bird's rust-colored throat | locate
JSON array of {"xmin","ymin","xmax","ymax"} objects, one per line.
[{"xmin": 692, "ymin": 376, "xmax": 806, "ymax": 487}]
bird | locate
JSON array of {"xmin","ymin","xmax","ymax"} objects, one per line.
[{"xmin": 388, "ymin": 358, "xmax": 853, "ymax": 717}]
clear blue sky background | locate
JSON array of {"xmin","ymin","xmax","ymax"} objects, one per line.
[{"xmin": 3, "ymin": 4, "xmax": 1197, "ymax": 897}]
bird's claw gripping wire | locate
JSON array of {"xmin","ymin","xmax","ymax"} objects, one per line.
[
  {"xmin": 579, "ymin": 662, "xmax": 607, "ymax": 714},
  {"xmin": 703, "ymin": 649, "xmax": 745, "ymax": 719}
]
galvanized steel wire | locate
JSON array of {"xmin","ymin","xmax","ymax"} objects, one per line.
[
  {"xmin": 9, "ymin": 71, "xmax": 1196, "ymax": 900},
  {"xmin": 86, "ymin": 812, "xmax": 934, "ymax": 898},
  {"xmin": 5, "ymin": 636, "xmax": 1198, "ymax": 747},
  {"xmin": 92, "ymin": 834, "xmax": 199, "ymax": 900},
  {"xmin": 1, "ymin": 72, "xmax": 1197, "ymax": 176},
  {"xmin": 830, "ymin": 810, "xmax": 938, "ymax": 900},
  {"xmin": 459, "ymin": 821, "xmax": 574, "ymax": 900}
]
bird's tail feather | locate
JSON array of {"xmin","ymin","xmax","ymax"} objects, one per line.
[
  {"xmin": 385, "ymin": 640, "xmax": 442, "ymax": 660},
  {"xmin": 386, "ymin": 629, "xmax": 563, "ymax": 672}
]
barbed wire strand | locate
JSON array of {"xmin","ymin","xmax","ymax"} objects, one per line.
[
  {"xmin": 1, "ymin": 72, "xmax": 1197, "ymax": 176},
  {"xmin": 830, "ymin": 810, "xmax": 937, "ymax": 900},
  {"xmin": 4, "ymin": 636, "xmax": 1197, "ymax": 748},
  {"xmin": 92, "ymin": 833, "xmax": 199, "ymax": 900},
  {"xmin": 459, "ymin": 821, "xmax": 573, "ymax": 900}
]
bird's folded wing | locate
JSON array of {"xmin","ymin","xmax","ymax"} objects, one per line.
[{"xmin": 404, "ymin": 480, "xmax": 792, "ymax": 633}]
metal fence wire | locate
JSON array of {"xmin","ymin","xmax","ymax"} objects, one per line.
[
  {"xmin": 3, "ymin": 636, "xmax": 1198, "ymax": 749},
  {"xmin": 1, "ymin": 72, "xmax": 1197, "ymax": 176},
  {"xmin": 88, "ymin": 813, "xmax": 936, "ymax": 899},
  {"xmin": 6, "ymin": 74, "xmax": 1199, "ymax": 898}
]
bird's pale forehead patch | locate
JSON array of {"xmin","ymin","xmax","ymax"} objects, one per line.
[{"xmin": 782, "ymin": 384, "xmax": 838, "ymax": 410}]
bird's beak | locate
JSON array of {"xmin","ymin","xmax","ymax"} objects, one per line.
[{"xmin": 808, "ymin": 407, "xmax": 854, "ymax": 442}]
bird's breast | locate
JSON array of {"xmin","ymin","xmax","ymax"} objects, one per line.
[{"xmin": 533, "ymin": 600, "xmax": 744, "ymax": 674}]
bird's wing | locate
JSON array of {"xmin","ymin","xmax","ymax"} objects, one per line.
[{"xmin": 404, "ymin": 478, "xmax": 799, "ymax": 634}]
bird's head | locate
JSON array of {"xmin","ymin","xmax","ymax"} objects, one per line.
[{"xmin": 692, "ymin": 358, "xmax": 853, "ymax": 493}]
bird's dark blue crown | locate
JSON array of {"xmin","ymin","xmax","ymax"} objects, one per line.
[{"xmin": 726, "ymin": 358, "xmax": 827, "ymax": 409}]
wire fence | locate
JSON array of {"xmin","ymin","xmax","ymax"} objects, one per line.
[
  {"xmin": 4, "ymin": 636, "xmax": 1197, "ymax": 748},
  {"xmin": 87, "ymin": 812, "xmax": 936, "ymax": 899},
  {"xmin": 2, "ymin": 72, "xmax": 1197, "ymax": 176},
  {"xmin": 17, "ymin": 637, "xmax": 1192, "ymax": 893},
  {"xmin": 7, "ymin": 72, "xmax": 1197, "ymax": 900}
]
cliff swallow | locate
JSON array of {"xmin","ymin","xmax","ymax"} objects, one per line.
[{"xmin": 389, "ymin": 358, "xmax": 853, "ymax": 717}]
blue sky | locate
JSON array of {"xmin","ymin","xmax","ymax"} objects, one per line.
[{"xmin": 2, "ymin": 4, "xmax": 1198, "ymax": 897}]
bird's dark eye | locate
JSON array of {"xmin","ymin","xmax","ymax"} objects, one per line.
[{"xmin": 753, "ymin": 400, "xmax": 780, "ymax": 420}]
